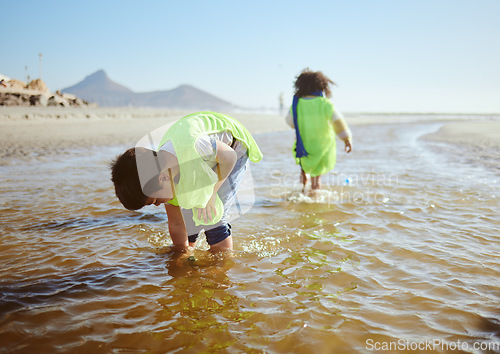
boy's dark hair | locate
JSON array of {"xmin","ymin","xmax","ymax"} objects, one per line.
[
  {"xmin": 294, "ymin": 68, "xmax": 335, "ymax": 98},
  {"xmin": 110, "ymin": 147, "xmax": 148, "ymax": 210}
]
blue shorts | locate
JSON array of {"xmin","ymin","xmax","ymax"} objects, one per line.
[{"xmin": 188, "ymin": 223, "xmax": 231, "ymax": 245}]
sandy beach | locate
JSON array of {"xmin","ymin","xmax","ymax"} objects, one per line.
[
  {"xmin": 1, "ymin": 107, "xmax": 498, "ymax": 165},
  {"xmin": 0, "ymin": 107, "xmax": 290, "ymax": 164},
  {"xmin": 422, "ymin": 120, "xmax": 500, "ymax": 149}
]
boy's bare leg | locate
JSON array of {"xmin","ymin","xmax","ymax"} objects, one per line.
[
  {"xmin": 300, "ymin": 169, "xmax": 308, "ymax": 194},
  {"xmin": 307, "ymin": 175, "xmax": 322, "ymax": 197},
  {"xmin": 209, "ymin": 236, "xmax": 233, "ymax": 252},
  {"xmin": 311, "ymin": 176, "xmax": 322, "ymax": 190}
]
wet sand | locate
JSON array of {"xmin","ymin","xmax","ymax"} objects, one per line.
[
  {"xmin": 0, "ymin": 107, "xmax": 288, "ymax": 164},
  {"xmin": 422, "ymin": 120, "xmax": 500, "ymax": 150}
]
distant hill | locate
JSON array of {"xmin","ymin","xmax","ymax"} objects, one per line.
[{"xmin": 61, "ymin": 70, "xmax": 234, "ymax": 110}]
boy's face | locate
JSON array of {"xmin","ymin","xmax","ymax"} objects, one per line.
[
  {"xmin": 144, "ymin": 196, "xmax": 171, "ymax": 207},
  {"xmin": 144, "ymin": 170, "xmax": 175, "ymax": 207}
]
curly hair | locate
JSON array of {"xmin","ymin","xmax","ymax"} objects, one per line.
[{"xmin": 294, "ymin": 68, "xmax": 335, "ymax": 98}]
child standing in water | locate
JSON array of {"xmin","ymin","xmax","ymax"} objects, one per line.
[
  {"xmin": 285, "ymin": 68, "xmax": 352, "ymax": 194},
  {"xmin": 111, "ymin": 111, "xmax": 262, "ymax": 252}
]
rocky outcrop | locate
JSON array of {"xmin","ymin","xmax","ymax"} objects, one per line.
[
  {"xmin": 6, "ymin": 79, "xmax": 27, "ymax": 90},
  {"xmin": 0, "ymin": 76, "xmax": 91, "ymax": 107},
  {"xmin": 0, "ymin": 90, "xmax": 90, "ymax": 107},
  {"xmin": 26, "ymin": 79, "xmax": 49, "ymax": 92}
]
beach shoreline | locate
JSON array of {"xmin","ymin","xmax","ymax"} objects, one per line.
[
  {"xmin": 421, "ymin": 120, "xmax": 500, "ymax": 150},
  {"xmin": 1, "ymin": 107, "xmax": 499, "ymax": 165}
]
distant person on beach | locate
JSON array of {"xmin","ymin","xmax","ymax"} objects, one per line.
[
  {"xmin": 110, "ymin": 111, "xmax": 262, "ymax": 252},
  {"xmin": 0, "ymin": 79, "xmax": 6, "ymax": 87},
  {"xmin": 286, "ymin": 68, "xmax": 352, "ymax": 194}
]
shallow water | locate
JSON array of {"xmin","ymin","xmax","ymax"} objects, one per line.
[{"xmin": 1, "ymin": 118, "xmax": 499, "ymax": 353}]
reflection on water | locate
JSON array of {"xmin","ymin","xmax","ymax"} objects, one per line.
[{"xmin": 0, "ymin": 121, "xmax": 499, "ymax": 352}]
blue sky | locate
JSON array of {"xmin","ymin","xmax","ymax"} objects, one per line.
[{"xmin": 2, "ymin": 0, "xmax": 499, "ymax": 113}]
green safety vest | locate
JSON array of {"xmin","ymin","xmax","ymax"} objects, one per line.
[
  {"xmin": 157, "ymin": 111, "xmax": 262, "ymax": 226},
  {"xmin": 293, "ymin": 97, "xmax": 337, "ymax": 177}
]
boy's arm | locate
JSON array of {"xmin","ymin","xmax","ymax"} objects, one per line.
[
  {"xmin": 213, "ymin": 140, "xmax": 237, "ymax": 192},
  {"xmin": 164, "ymin": 203, "xmax": 190, "ymax": 250},
  {"xmin": 197, "ymin": 140, "xmax": 237, "ymax": 223}
]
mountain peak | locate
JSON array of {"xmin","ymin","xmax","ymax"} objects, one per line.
[
  {"xmin": 80, "ymin": 70, "xmax": 131, "ymax": 92},
  {"xmin": 85, "ymin": 69, "xmax": 108, "ymax": 81},
  {"xmin": 62, "ymin": 70, "xmax": 133, "ymax": 100},
  {"xmin": 61, "ymin": 71, "xmax": 234, "ymax": 110}
]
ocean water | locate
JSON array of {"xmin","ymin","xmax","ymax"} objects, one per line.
[{"xmin": 0, "ymin": 118, "xmax": 499, "ymax": 353}]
